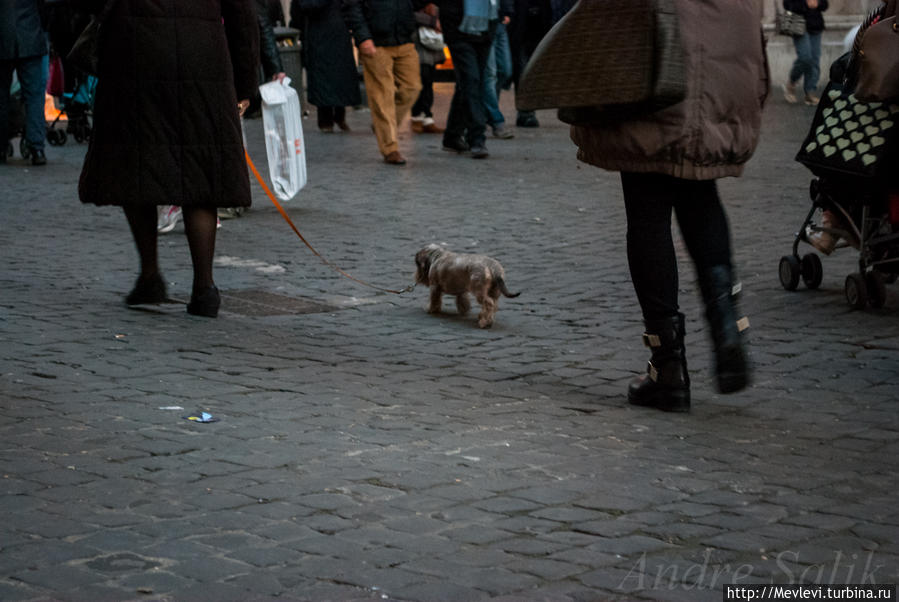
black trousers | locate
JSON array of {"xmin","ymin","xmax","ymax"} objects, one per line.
[
  {"xmin": 445, "ymin": 35, "xmax": 492, "ymax": 147},
  {"xmin": 621, "ymin": 172, "xmax": 733, "ymax": 322},
  {"xmin": 411, "ymin": 63, "xmax": 435, "ymax": 118},
  {"xmin": 316, "ymin": 106, "xmax": 346, "ymax": 129}
]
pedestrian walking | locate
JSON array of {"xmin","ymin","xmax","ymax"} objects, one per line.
[
  {"xmin": 435, "ymin": 0, "xmax": 514, "ymax": 159},
  {"xmin": 783, "ymin": 0, "xmax": 828, "ymax": 106},
  {"xmin": 293, "ymin": 0, "xmax": 361, "ymax": 132},
  {"xmin": 78, "ymin": 0, "xmax": 260, "ymax": 318},
  {"xmin": 341, "ymin": 0, "xmax": 426, "ymax": 165},
  {"xmin": 568, "ymin": 0, "xmax": 769, "ymax": 411},
  {"xmin": 410, "ymin": 3, "xmax": 446, "ymax": 135},
  {"xmin": 1, "ymin": 0, "xmax": 49, "ymax": 166}
]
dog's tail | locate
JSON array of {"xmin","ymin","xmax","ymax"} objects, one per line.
[{"xmin": 497, "ymin": 277, "xmax": 520, "ymax": 298}]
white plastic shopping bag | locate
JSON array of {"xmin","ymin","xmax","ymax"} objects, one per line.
[{"xmin": 259, "ymin": 78, "xmax": 306, "ymax": 201}]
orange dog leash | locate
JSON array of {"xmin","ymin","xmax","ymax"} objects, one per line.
[{"xmin": 244, "ymin": 149, "xmax": 414, "ymax": 295}]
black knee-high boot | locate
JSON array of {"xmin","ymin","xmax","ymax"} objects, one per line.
[
  {"xmin": 699, "ymin": 265, "xmax": 750, "ymax": 393},
  {"xmin": 628, "ymin": 313, "xmax": 690, "ymax": 412}
]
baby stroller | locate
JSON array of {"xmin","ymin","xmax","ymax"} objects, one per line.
[
  {"xmin": 43, "ymin": 0, "xmax": 95, "ymax": 147},
  {"xmin": 45, "ymin": 72, "xmax": 96, "ymax": 146},
  {"xmin": 779, "ymin": 14, "xmax": 899, "ymax": 310}
]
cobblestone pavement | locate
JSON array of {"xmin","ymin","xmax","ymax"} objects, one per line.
[{"xmin": 1, "ymin": 85, "xmax": 898, "ymax": 602}]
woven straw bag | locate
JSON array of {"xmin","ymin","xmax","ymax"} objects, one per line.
[{"xmin": 515, "ymin": 0, "xmax": 686, "ymax": 125}]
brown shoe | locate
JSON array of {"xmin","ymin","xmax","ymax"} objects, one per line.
[
  {"xmin": 384, "ymin": 151, "xmax": 407, "ymax": 165},
  {"xmin": 422, "ymin": 123, "xmax": 444, "ymax": 134},
  {"xmin": 411, "ymin": 120, "xmax": 424, "ymax": 133}
]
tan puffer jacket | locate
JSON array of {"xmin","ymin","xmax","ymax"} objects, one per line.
[{"xmin": 570, "ymin": 0, "xmax": 770, "ymax": 180}]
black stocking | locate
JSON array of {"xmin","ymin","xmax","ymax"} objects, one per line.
[
  {"xmin": 182, "ymin": 206, "xmax": 217, "ymax": 295},
  {"xmin": 123, "ymin": 205, "xmax": 159, "ymax": 278}
]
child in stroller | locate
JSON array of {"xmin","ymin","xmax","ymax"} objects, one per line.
[{"xmin": 780, "ymin": 19, "xmax": 899, "ymax": 310}]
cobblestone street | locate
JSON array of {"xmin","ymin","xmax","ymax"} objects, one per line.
[{"xmin": 1, "ymin": 85, "xmax": 898, "ymax": 601}]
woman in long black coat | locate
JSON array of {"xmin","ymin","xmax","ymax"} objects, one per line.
[
  {"xmin": 291, "ymin": 0, "xmax": 360, "ymax": 131},
  {"xmin": 78, "ymin": 0, "xmax": 259, "ymax": 317}
]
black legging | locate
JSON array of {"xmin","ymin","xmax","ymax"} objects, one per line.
[{"xmin": 621, "ymin": 172, "xmax": 733, "ymax": 321}]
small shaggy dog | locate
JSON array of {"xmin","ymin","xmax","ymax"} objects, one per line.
[{"xmin": 415, "ymin": 244, "xmax": 520, "ymax": 328}]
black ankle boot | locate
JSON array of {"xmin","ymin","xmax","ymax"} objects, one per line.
[
  {"xmin": 628, "ymin": 314, "xmax": 690, "ymax": 412},
  {"xmin": 187, "ymin": 286, "xmax": 220, "ymax": 318},
  {"xmin": 699, "ymin": 265, "xmax": 750, "ymax": 394}
]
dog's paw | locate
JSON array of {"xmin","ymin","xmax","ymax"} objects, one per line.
[{"xmin": 477, "ymin": 318, "xmax": 493, "ymax": 328}]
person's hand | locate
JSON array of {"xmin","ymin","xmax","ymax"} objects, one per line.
[
  {"xmin": 806, "ymin": 0, "xmax": 818, "ymax": 8},
  {"xmin": 238, "ymin": 99, "xmax": 250, "ymax": 116},
  {"xmin": 359, "ymin": 39, "xmax": 376, "ymax": 57},
  {"xmin": 272, "ymin": 72, "xmax": 287, "ymax": 83},
  {"xmin": 501, "ymin": 15, "xmax": 510, "ymax": 25}
]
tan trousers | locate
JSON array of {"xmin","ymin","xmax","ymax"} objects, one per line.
[{"xmin": 360, "ymin": 43, "xmax": 422, "ymax": 157}]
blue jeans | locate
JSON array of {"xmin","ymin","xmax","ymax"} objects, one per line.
[
  {"xmin": 0, "ymin": 55, "xmax": 48, "ymax": 151},
  {"xmin": 790, "ymin": 32, "xmax": 822, "ymax": 95},
  {"xmin": 483, "ymin": 23, "xmax": 512, "ymax": 128}
]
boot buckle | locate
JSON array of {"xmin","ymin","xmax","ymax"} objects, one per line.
[
  {"xmin": 737, "ymin": 316, "xmax": 750, "ymax": 332},
  {"xmin": 642, "ymin": 333, "xmax": 661, "ymax": 348},
  {"xmin": 648, "ymin": 361, "xmax": 659, "ymax": 382}
]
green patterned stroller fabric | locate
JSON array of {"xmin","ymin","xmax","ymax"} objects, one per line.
[{"xmin": 796, "ymin": 82, "xmax": 899, "ymax": 180}]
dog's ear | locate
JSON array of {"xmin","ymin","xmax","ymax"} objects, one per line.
[{"xmin": 415, "ymin": 248, "xmax": 431, "ymax": 284}]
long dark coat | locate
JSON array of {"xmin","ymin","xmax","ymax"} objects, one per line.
[
  {"xmin": 79, "ymin": 0, "xmax": 259, "ymax": 208},
  {"xmin": 292, "ymin": 0, "xmax": 360, "ymax": 108},
  {"xmin": 0, "ymin": 0, "xmax": 48, "ymax": 60}
]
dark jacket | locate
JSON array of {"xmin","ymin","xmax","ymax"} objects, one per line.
[
  {"xmin": 571, "ymin": 0, "xmax": 769, "ymax": 180},
  {"xmin": 435, "ymin": 0, "xmax": 514, "ymax": 42},
  {"xmin": 341, "ymin": 0, "xmax": 427, "ymax": 47},
  {"xmin": 784, "ymin": 0, "xmax": 828, "ymax": 34},
  {"xmin": 292, "ymin": 0, "xmax": 361, "ymax": 107},
  {"xmin": 0, "ymin": 0, "xmax": 49, "ymax": 60},
  {"xmin": 257, "ymin": 0, "xmax": 284, "ymax": 79},
  {"xmin": 79, "ymin": 0, "xmax": 260, "ymax": 209}
]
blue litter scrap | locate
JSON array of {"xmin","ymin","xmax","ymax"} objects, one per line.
[{"xmin": 183, "ymin": 412, "xmax": 220, "ymax": 423}]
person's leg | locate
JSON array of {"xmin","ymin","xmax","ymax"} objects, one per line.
[
  {"xmin": 493, "ymin": 22, "xmax": 513, "ymax": 93},
  {"xmin": 672, "ymin": 181, "xmax": 750, "ymax": 394},
  {"xmin": 622, "ymin": 173, "xmax": 680, "ymax": 320},
  {"xmin": 621, "ymin": 172, "xmax": 689, "ymax": 412},
  {"xmin": 334, "ymin": 106, "xmax": 348, "ymax": 130},
  {"xmin": 360, "ymin": 48, "xmax": 400, "ymax": 157},
  {"xmin": 391, "ymin": 43, "xmax": 423, "ymax": 134},
  {"xmin": 411, "ymin": 63, "xmax": 430, "ymax": 119},
  {"xmin": 123, "ymin": 205, "xmax": 167, "ymax": 304},
  {"xmin": 443, "ymin": 39, "xmax": 476, "ymax": 151},
  {"xmin": 482, "ymin": 38, "xmax": 504, "ymax": 129},
  {"xmin": 17, "ymin": 55, "xmax": 48, "ymax": 159},
  {"xmin": 806, "ymin": 32, "xmax": 822, "ymax": 99},
  {"xmin": 789, "ymin": 33, "xmax": 812, "ymax": 89},
  {"xmin": 317, "ymin": 105, "xmax": 335, "ymax": 131},
  {"xmin": 182, "ymin": 206, "xmax": 221, "ymax": 317},
  {"xmin": 0, "ymin": 61, "xmax": 12, "ymax": 161}
]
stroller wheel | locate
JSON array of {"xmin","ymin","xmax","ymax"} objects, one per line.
[
  {"xmin": 845, "ymin": 273, "xmax": 868, "ymax": 310},
  {"xmin": 779, "ymin": 255, "xmax": 801, "ymax": 291},
  {"xmin": 19, "ymin": 138, "xmax": 31, "ymax": 159},
  {"xmin": 866, "ymin": 271, "xmax": 887, "ymax": 309},
  {"xmin": 801, "ymin": 253, "xmax": 823, "ymax": 289},
  {"xmin": 47, "ymin": 128, "xmax": 66, "ymax": 146}
]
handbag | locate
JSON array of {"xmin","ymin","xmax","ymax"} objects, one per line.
[
  {"xmin": 46, "ymin": 54, "xmax": 64, "ymax": 97},
  {"xmin": 66, "ymin": 0, "xmax": 119, "ymax": 76},
  {"xmin": 515, "ymin": 0, "xmax": 686, "ymax": 126},
  {"xmin": 854, "ymin": 1, "xmax": 899, "ymax": 102},
  {"xmin": 418, "ymin": 26, "xmax": 445, "ymax": 52},
  {"xmin": 795, "ymin": 81, "xmax": 899, "ymax": 180},
  {"xmin": 775, "ymin": 6, "xmax": 806, "ymax": 37}
]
